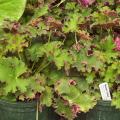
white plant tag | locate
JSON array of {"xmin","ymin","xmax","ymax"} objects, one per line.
[{"xmin": 99, "ymin": 83, "xmax": 112, "ymax": 101}]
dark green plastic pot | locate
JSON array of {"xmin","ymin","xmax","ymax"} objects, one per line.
[
  {"xmin": 86, "ymin": 101, "xmax": 120, "ymax": 120},
  {"xmin": 75, "ymin": 112, "xmax": 86, "ymax": 120},
  {"xmin": 0, "ymin": 100, "xmax": 59, "ymax": 120}
]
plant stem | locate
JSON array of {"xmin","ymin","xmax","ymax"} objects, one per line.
[
  {"xmin": 32, "ymin": 61, "xmax": 36, "ymax": 70},
  {"xmin": 36, "ymin": 101, "xmax": 39, "ymax": 120},
  {"xmin": 18, "ymin": 52, "xmax": 22, "ymax": 60},
  {"xmin": 48, "ymin": 31, "xmax": 51, "ymax": 42},
  {"xmin": 37, "ymin": 61, "xmax": 50, "ymax": 73},
  {"xmin": 34, "ymin": 57, "xmax": 51, "ymax": 73},
  {"xmin": 75, "ymin": 32, "xmax": 78, "ymax": 44}
]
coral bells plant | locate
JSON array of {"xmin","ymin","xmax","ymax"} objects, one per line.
[{"xmin": 1, "ymin": 0, "xmax": 120, "ymax": 120}]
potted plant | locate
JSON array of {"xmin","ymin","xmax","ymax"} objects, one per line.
[{"xmin": 2, "ymin": 0, "xmax": 120, "ymax": 120}]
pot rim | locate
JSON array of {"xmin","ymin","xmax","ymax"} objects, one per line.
[{"xmin": 0, "ymin": 99, "xmax": 37, "ymax": 108}]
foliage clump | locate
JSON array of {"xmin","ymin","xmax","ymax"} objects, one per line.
[{"xmin": 0, "ymin": 0, "xmax": 120, "ymax": 119}]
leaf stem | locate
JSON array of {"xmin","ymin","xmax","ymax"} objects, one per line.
[
  {"xmin": 75, "ymin": 32, "xmax": 78, "ymax": 44},
  {"xmin": 31, "ymin": 61, "xmax": 36, "ymax": 70},
  {"xmin": 37, "ymin": 61, "xmax": 50, "ymax": 73},
  {"xmin": 36, "ymin": 100, "xmax": 39, "ymax": 120},
  {"xmin": 48, "ymin": 31, "xmax": 51, "ymax": 42},
  {"xmin": 34, "ymin": 57, "xmax": 50, "ymax": 73},
  {"xmin": 17, "ymin": 52, "xmax": 20, "ymax": 60}
]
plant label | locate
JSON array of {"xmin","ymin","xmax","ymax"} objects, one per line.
[{"xmin": 99, "ymin": 83, "xmax": 112, "ymax": 101}]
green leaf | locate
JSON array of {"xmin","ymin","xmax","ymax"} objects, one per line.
[
  {"xmin": 86, "ymin": 73, "xmax": 95, "ymax": 84},
  {"xmin": 54, "ymin": 98, "xmax": 74, "ymax": 120},
  {"xmin": 40, "ymin": 86, "xmax": 53, "ymax": 107},
  {"xmin": 27, "ymin": 41, "xmax": 73, "ymax": 69},
  {"xmin": 5, "ymin": 34, "xmax": 27, "ymax": 53},
  {"xmin": 33, "ymin": 5, "xmax": 48, "ymax": 18},
  {"xmin": 47, "ymin": 70, "xmax": 64, "ymax": 85},
  {"xmin": 5, "ymin": 78, "xmax": 29, "ymax": 94},
  {"xmin": 101, "ymin": 35, "xmax": 115, "ymax": 52},
  {"xmin": 55, "ymin": 79, "xmax": 96, "ymax": 112},
  {"xmin": 76, "ymin": 78, "xmax": 89, "ymax": 92},
  {"xmin": 112, "ymin": 92, "xmax": 120, "ymax": 109},
  {"xmin": 100, "ymin": 35, "xmax": 118, "ymax": 62},
  {"xmin": 27, "ymin": 44, "xmax": 44, "ymax": 62},
  {"xmin": 65, "ymin": 2, "xmax": 76, "ymax": 10},
  {"xmin": 0, "ymin": 57, "xmax": 29, "ymax": 94},
  {"xmin": 29, "ymin": 77, "xmax": 45, "ymax": 93},
  {"xmin": 0, "ymin": 0, "xmax": 26, "ymax": 25},
  {"xmin": 81, "ymin": 8, "xmax": 92, "ymax": 17},
  {"xmin": 55, "ymin": 79, "xmax": 71, "ymax": 95},
  {"xmin": 74, "ymin": 50, "xmax": 103, "ymax": 72},
  {"xmin": 116, "ymin": 7, "xmax": 120, "ymax": 14},
  {"xmin": 103, "ymin": 62, "xmax": 119, "ymax": 83},
  {"xmin": 63, "ymin": 12, "xmax": 79, "ymax": 33},
  {"xmin": 53, "ymin": 49, "xmax": 73, "ymax": 70},
  {"xmin": 27, "ymin": 41, "xmax": 63, "ymax": 62}
]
